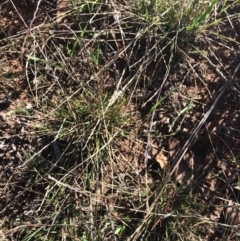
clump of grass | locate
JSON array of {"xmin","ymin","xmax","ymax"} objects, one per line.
[{"xmin": 2, "ymin": 0, "xmax": 240, "ymax": 240}]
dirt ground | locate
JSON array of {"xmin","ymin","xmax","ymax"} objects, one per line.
[{"xmin": 1, "ymin": 1, "xmax": 240, "ymax": 240}]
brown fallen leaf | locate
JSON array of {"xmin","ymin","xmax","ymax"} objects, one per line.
[
  {"xmin": 174, "ymin": 160, "xmax": 191, "ymax": 185},
  {"xmin": 155, "ymin": 150, "xmax": 168, "ymax": 169},
  {"xmin": 224, "ymin": 200, "xmax": 240, "ymax": 225},
  {"xmin": 168, "ymin": 137, "xmax": 179, "ymax": 159},
  {"xmin": 169, "ymin": 137, "xmax": 192, "ymax": 185},
  {"xmin": 56, "ymin": 0, "xmax": 69, "ymax": 24}
]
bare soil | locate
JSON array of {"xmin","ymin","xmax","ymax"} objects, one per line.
[{"xmin": 1, "ymin": 1, "xmax": 240, "ymax": 240}]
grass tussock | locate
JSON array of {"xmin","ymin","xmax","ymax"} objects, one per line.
[{"xmin": 0, "ymin": 0, "xmax": 240, "ymax": 240}]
